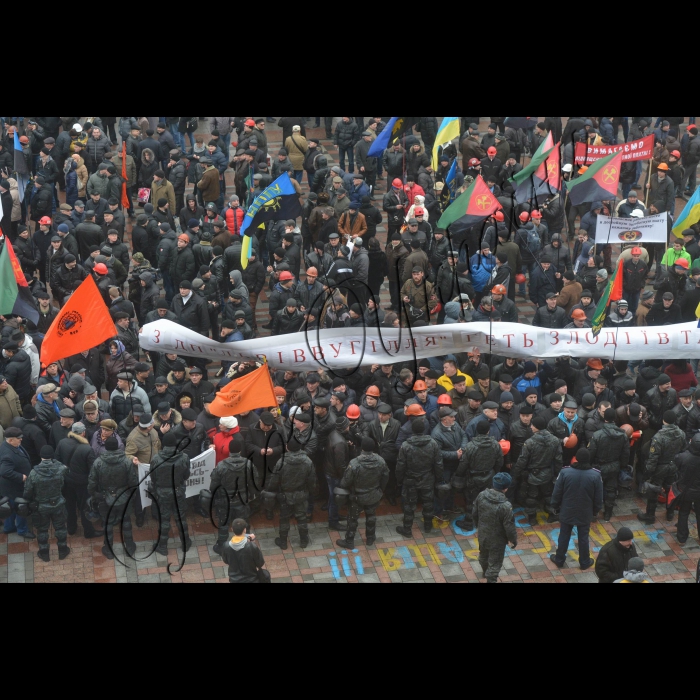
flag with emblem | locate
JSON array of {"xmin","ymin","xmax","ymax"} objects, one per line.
[
  {"xmin": 240, "ymin": 172, "xmax": 302, "ymax": 270},
  {"xmin": 438, "ymin": 175, "xmax": 503, "ymax": 232},
  {"xmin": 208, "ymin": 364, "xmax": 278, "ymax": 418},
  {"xmin": 591, "ymin": 257, "xmax": 624, "ymax": 336},
  {"xmin": 511, "ymin": 136, "xmax": 556, "ymax": 204},
  {"xmin": 566, "ymin": 151, "xmax": 623, "ymax": 206},
  {"xmin": 0, "ymin": 238, "xmax": 39, "ymax": 324},
  {"xmin": 368, "ymin": 117, "xmax": 419, "ymax": 158}
]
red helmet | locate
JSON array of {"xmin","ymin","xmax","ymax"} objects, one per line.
[
  {"xmin": 519, "ymin": 212, "xmax": 530, "ymax": 223},
  {"xmin": 392, "ymin": 178, "xmax": 404, "ymax": 189},
  {"xmin": 437, "ymin": 395, "xmax": 453, "ymax": 406},
  {"xmin": 675, "ymin": 258, "xmax": 689, "ymax": 269},
  {"xmin": 487, "ymin": 147, "xmax": 497, "ymax": 156},
  {"xmin": 620, "ymin": 424, "xmax": 634, "ymax": 438},
  {"xmin": 346, "ymin": 404, "xmax": 361, "ymax": 420},
  {"xmin": 500, "ymin": 440, "xmax": 511, "ymax": 456},
  {"xmin": 564, "ymin": 433, "xmax": 579, "ymax": 449},
  {"xmin": 365, "ymin": 386, "xmax": 381, "ymax": 398},
  {"xmin": 671, "ymin": 150, "xmax": 681, "ymax": 159},
  {"xmin": 469, "ymin": 158, "xmax": 480, "ymax": 167},
  {"xmin": 492, "ymin": 284, "xmax": 507, "ymax": 296},
  {"xmin": 405, "ymin": 404, "xmax": 426, "ymax": 417},
  {"xmin": 415, "ymin": 207, "xmax": 425, "ymax": 216},
  {"xmin": 494, "ymin": 211, "xmax": 505, "ymax": 222},
  {"xmin": 279, "ymin": 271, "xmax": 294, "ymax": 281},
  {"xmin": 39, "ymin": 217, "xmax": 52, "ymax": 225},
  {"xmin": 531, "ymin": 210, "xmax": 543, "ymax": 219},
  {"xmin": 515, "ymin": 273, "xmax": 527, "ymax": 285},
  {"xmin": 631, "ymin": 247, "xmax": 643, "ymax": 255},
  {"xmin": 94, "ymin": 263, "xmax": 108, "ymax": 275}
]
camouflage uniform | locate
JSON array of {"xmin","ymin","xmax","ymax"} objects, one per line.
[
  {"xmin": 511, "ymin": 430, "xmax": 563, "ymax": 521},
  {"xmin": 267, "ymin": 450, "xmax": 316, "ymax": 545},
  {"xmin": 88, "ymin": 450, "xmax": 138, "ymax": 552},
  {"xmin": 23, "ymin": 460, "xmax": 69, "ymax": 557},
  {"xmin": 149, "ymin": 446, "xmax": 192, "ymax": 553},
  {"xmin": 453, "ymin": 436, "xmax": 503, "ymax": 528},
  {"xmin": 642, "ymin": 424, "xmax": 686, "ymax": 521},
  {"xmin": 340, "ymin": 452, "xmax": 390, "ymax": 546},
  {"xmin": 209, "ymin": 454, "xmax": 260, "ymax": 548},
  {"xmin": 588, "ymin": 423, "xmax": 630, "ymax": 519},
  {"xmin": 473, "ymin": 488, "xmax": 518, "ymax": 583}
]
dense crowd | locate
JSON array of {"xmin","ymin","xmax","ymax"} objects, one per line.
[{"xmin": 0, "ymin": 116, "xmax": 699, "ymax": 584}]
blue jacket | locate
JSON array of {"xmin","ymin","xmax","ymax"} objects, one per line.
[
  {"xmin": 513, "ymin": 374, "xmax": 543, "ymax": 403},
  {"xmin": 0, "ymin": 441, "xmax": 33, "ymax": 499},
  {"xmin": 470, "ymin": 253, "xmax": 496, "ymax": 293},
  {"xmin": 209, "ymin": 148, "xmax": 229, "ymax": 175},
  {"xmin": 464, "ymin": 414, "xmax": 507, "ymax": 442},
  {"xmin": 551, "ymin": 464, "xmax": 603, "ymax": 526}
]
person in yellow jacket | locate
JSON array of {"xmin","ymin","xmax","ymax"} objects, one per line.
[
  {"xmin": 614, "ymin": 558, "xmax": 653, "ymax": 583},
  {"xmin": 437, "ymin": 359, "xmax": 474, "ymax": 392}
]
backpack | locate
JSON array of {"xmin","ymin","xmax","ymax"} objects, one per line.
[{"xmin": 527, "ymin": 228, "xmax": 542, "ymax": 254}]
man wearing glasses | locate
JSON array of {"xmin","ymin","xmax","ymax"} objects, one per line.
[{"xmin": 0, "ymin": 428, "xmax": 36, "ymax": 539}]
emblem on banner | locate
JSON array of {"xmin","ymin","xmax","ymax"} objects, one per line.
[
  {"xmin": 619, "ymin": 230, "xmax": 643, "ymax": 242},
  {"xmin": 603, "ymin": 167, "xmax": 618, "ymax": 184},
  {"xmin": 476, "ymin": 194, "xmax": 494, "ymax": 210}
]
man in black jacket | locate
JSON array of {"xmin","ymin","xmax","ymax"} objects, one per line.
[
  {"xmin": 594, "ymin": 527, "xmax": 638, "ymax": 583},
  {"xmin": 55, "ymin": 422, "xmax": 101, "ymax": 539},
  {"xmin": 364, "ymin": 404, "xmax": 401, "ymax": 505},
  {"xmin": 646, "ymin": 292, "xmax": 683, "ymax": 325},
  {"xmin": 221, "ymin": 518, "xmax": 268, "ymax": 584},
  {"xmin": 674, "ymin": 434, "xmax": 700, "ymax": 545},
  {"xmin": 171, "ymin": 281, "xmax": 210, "ymax": 338},
  {"xmin": 532, "ymin": 293, "xmax": 567, "ymax": 328},
  {"xmin": 334, "ymin": 117, "xmax": 360, "ymax": 173}
]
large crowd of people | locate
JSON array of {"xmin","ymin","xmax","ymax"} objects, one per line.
[{"xmin": 1, "ymin": 116, "xmax": 699, "ymax": 584}]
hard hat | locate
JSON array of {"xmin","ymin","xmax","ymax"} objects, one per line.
[
  {"xmin": 491, "ymin": 284, "xmax": 507, "ymax": 296},
  {"xmin": 500, "ymin": 440, "xmax": 511, "ymax": 456},
  {"xmin": 279, "ymin": 271, "xmax": 294, "ymax": 281},
  {"xmin": 494, "ymin": 211, "xmax": 505, "ymax": 222},
  {"xmin": 564, "ymin": 433, "xmax": 578, "ymax": 449},
  {"xmin": 392, "ymin": 178, "xmax": 404, "ymax": 189},
  {"xmin": 346, "ymin": 404, "xmax": 361, "ymax": 420},
  {"xmin": 620, "ymin": 424, "xmax": 634, "ymax": 438},
  {"xmin": 515, "ymin": 274, "xmax": 527, "ymax": 285},
  {"xmin": 657, "ymin": 163, "xmax": 670, "ymax": 171},
  {"xmin": 39, "ymin": 217, "xmax": 52, "ymax": 225},
  {"xmin": 670, "ymin": 150, "xmax": 681, "ymax": 159},
  {"xmin": 578, "ymin": 166, "xmax": 589, "ymax": 175},
  {"xmin": 519, "ymin": 212, "xmax": 530, "ymax": 222},
  {"xmin": 487, "ymin": 147, "xmax": 497, "ymax": 156},
  {"xmin": 629, "ymin": 210, "xmax": 644, "ymax": 219},
  {"xmin": 365, "ymin": 386, "xmax": 381, "ymax": 398},
  {"xmin": 94, "ymin": 263, "xmax": 108, "ymax": 275},
  {"xmin": 531, "ymin": 210, "xmax": 543, "ymax": 219},
  {"xmin": 675, "ymin": 258, "xmax": 689, "ymax": 269},
  {"xmin": 413, "ymin": 381, "xmax": 428, "ymax": 392},
  {"xmin": 437, "ymin": 395, "xmax": 453, "ymax": 406},
  {"xmin": 631, "ymin": 247, "xmax": 643, "ymax": 255},
  {"xmin": 571, "ymin": 309, "xmax": 587, "ymax": 321},
  {"xmin": 469, "ymin": 158, "xmax": 480, "ymax": 167},
  {"xmin": 405, "ymin": 404, "xmax": 426, "ymax": 417}
]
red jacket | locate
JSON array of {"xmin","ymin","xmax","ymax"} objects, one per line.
[
  {"xmin": 214, "ymin": 427, "xmax": 240, "ymax": 463},
  {"xmin": 665, "ymin": 363, "xmax": 699, "ymax": 394},
  {"xmin": 224, "ymin": 206, "xmax": 245, "ymax": 236},
  {"xmin": 404, "ymin": 183, "xmax": 425, "ymax": 209}
]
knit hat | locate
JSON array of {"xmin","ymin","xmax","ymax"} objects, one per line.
[
  {"xmin": 476, "ymin": 421, "xmax": 491, "ymax": 435},
  {"xmin": 617, "ymin": 527, "xmax": 634, "ymax": 542},
  {"xmin": 492, "ymin": 473, "xmax": 512, "ymax": 491},
  {"xmin": 105, "ymin": 437, "xmax": 119, "ymax": 452},
  {"xmin": 596, "ymin": 268, "xmax": 608, "ymax": 280},
  {"xmin": 219, "ymin": 416, "xmax": 239, "ymax": 431},
  {"xmin": 657, "ymin": 374, "xmax": 671, "ymax": 385},
  {"xmin": 362, "ymin": 437, "xmax": 376, "ymax": 453},
  {"xmin": 500, "ymin": 392, "xmax": 514, "ymax": 404},
  {"xmin": 663, "ymin": 410, "xmax": 677, "ymax": 425},
  {"xmin": 576, "ymin": 448, "xmax": 591, "ymax": 464},
  {"xmin": 40, "ymin": 446, "xmax": 55, "ymax": 459},
  {"xmin": 273, "ymin": 387, "xmax": 287, "ymax": 398},
  {"xmin": 523, "ymin": 361, "xmax": 537, "ymax": 373},
  {"xmin": 627, "ymin": 557, "xmax": 645, "ymax": 573}
]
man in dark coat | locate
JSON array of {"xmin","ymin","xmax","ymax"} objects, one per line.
[
  {"xmin": 550, "ymin": 448, "xmax": 603, "ymax": 570},
  {"xmin": 364, "ymin": 404, "xmax": 401, "ymax": 505},
  {"xmin": 0, "ymin": 427, "xmax": 35, "ymax": 538},
  {"xmin": 594, "ymin": 527, "xmax": 638, "ymax": 583},
  {"xmin": 674, "ymin": 434, "xmax": 700, "ymax": 545},
  {"xmin": 171, "ymin": 281, "xmax": 210, "ymax": 338}
]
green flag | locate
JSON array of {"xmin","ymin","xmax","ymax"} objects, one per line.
[{"xmin": 0, "ymin": 243, "xmax": 19, "ymax": 316}]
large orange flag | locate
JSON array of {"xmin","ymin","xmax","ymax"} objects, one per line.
[
  {"xmin": 209, "ymin": 365, "xmax": 277, "ymax": 418},
  {"xmin": 41, "ymin": 276, "xmax": 117, "ymax": 366}
]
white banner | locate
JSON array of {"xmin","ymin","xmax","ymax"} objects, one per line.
[
  {"xmin": 595, "ymin": 212, "xmax": 668, "ymax": 245},
  {"xmin": 140, "ymin": 319, "xmax": 700, "ymax": 370},
  {"xmin": 139, "ymin": 448, "xmax": 217, "ymax": 508}
]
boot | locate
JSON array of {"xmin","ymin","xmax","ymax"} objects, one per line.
[
  {"xmin": 184, "ymin": 537, "xmax": 193, "ymax": 552},
  {"xmin": 527, "ymin": 513, "xmax": 538, "ymax": 527},
  {"xmin": 124, "ymin": 541, "xmax": 137, "ymax": 558},
  {"xmin": 423, "ymin": 517, "xmax": 433, "ymax": 534},
  {"xmin": 58, "ymin": 546, "xmax": 71, "ymax": 561},
  {"xmin": 299, "ymin": 533, "xmax": 310, "ymax": 549},
  {"xmin": 638, "ymin": 513, "xmax": 655, "ymax": 525},
  {"xmin": 213, "ymin": 543, "xmax": 224, "ymax": 556},
  {"xmin": 366, "ymin": 529, "xmax": 376, "ymax": 547},
  {"xmin": 85, "ymin": 530, "xmax": 104, "ymax": 539},
  {"xmin": 328, "ymin": 521, "xmax": 343, "ymax": 530},
  {"xmin": 102, "ymin": 546, "xmax": 115, "ymax": 561},
  {"xmin": 604, "ymin": 506, "xmax": 613, "ymax": 522},
  {"xmin": 135, "ymin": 513, "xmax": 145, "ymax": 528},
  {"xmin": 455, "ymin": 519, "xmax": 473, "ymax": 531},
  {"xmin": 546, "ymin": 513, "xmax": 559, "ymax": 524},
  {"xmin": 37, "ymin": 550, "xmax": 50, "ymax": 563},
  {"xmin": 666, "ymin": 510, "xmax": 675, "ymax": 523},
  {"xmin": 336, "ymin": 538, "xmax": 355, "ymax": 549},
  {"xmin": 275, "ymin": 537, "xmax": 288, "ymax": 551},
  {"xmin": 396, "ymin": 526, "xmax": 413, "ymax": 539}
]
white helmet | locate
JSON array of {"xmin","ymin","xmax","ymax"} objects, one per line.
[
  {"xmin": 630, "ymin": 210, "xmax": 644, "ymax": 219},
  {"xmin": 73, "ymin": 123, "xmax": 83, "ymax": 133}
]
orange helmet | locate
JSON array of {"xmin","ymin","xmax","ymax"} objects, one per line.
[
  {"xmin": 491, "ymin": 284, "xmax": 507, "ymax": 296},
  {"xmin": 437, "ymin": 395, "xmax": 453, "ymax": 406},
  {"xmin": 405, "ymin": 404, "xmax": 426, "ymax": 417},
  {"xmin": 346, "ymin": 404, "xmax": 361, "ymax": 420},
  {"xmin": 657, "ymin": 163, "xmax": 670, "ymax": 171},
  {"xmin": 500, "ymin": 440, "xmax": 511, "ymax": 456},
  {"xmin": 413, "ymin": 381, "xmax": 428, "ymax": 392},
  {"xmin": 571, "ymin": 309, "xmax": 587, "ymax": 321},
  {"xmin": 365, "ymin": 386, "xmax": 381, "ymax": 398},
  {"xmin": 564, "ymin": 433, "xmax": 579, "ymax": 449},
  {"xmin": 620, "ymin": 424, "xmax": 634, "ymax": 438}
]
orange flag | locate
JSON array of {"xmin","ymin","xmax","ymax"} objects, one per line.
[
  {"xmin": 209, "ymin": 365, "xmax": 277, "ymax": 418},
  {"xmin": 41, "ymin": 276, "xmax": 117, "ymax": 366},
  {"xmin": 610, "ymin": 257, "xmax": 625, "ymax": 302},
  {"xmin": 121, "ymin": 140, "xmax": 131, "ymax": 210}
]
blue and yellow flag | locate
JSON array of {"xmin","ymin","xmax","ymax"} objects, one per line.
[
  {"xmin": 368, "ymin": 117, "xmax": 419, "ymax": 158},
  {"xmin": 240, "ymin": 172, "xmax": 302, "ymax": 270},
  {"xmin": 432, "ymin": 116, "xmax": 460, "ymax": 170},
  {"xmin": 673, "ymin": 188, "xmax": 700, "ymax": 239}
]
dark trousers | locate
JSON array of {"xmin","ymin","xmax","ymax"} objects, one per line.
[
  {"xmin": 401, "ymin": 483, "xmax": 434, "ymax": 530},
  {"xmin": 479, "ymin": 539, "xmax": 508, "ymax": 583},
  {"xmin": 279, "ymin": 497, "xmax": 308, "ymax": 539},
  {"xmin": 99, "ymin": 502, "xmax": 134, "ymax": 549},
  {"xmin": 677, "ymin": 495, "xmax": 699, "ymax": 543},
  {"xmin": 35, "ymin": 505, "xmax": 68, "ymax": 553},
  {"xmin": 154, "ymin": 490, "xmax": 189, "ymax": 547},
  {"xmin": 554, "ymin": 522, "xmax": 592, "ymax": 566},
  {"xmin": 345, "ymin": 500, "xmax": 380, "ymax": 542},
  {"xmin": 64, "ymin": 481, "xmax": 97, "ymax": 537},
  {"xmin": 389, "ymin": 280, "xmax": 401, "ymax": 310},
  {"xmin": 215, "ymin": 502, "xmax": 251, "ymax": 546},
  {"xmin": 524, "ymin": 481, "xmax": 554, "ymax": 517}
]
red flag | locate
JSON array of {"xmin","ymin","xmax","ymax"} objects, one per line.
[
  {"xmin": 610, "ymin": 257, "xmax": 624, "ymax": 302},
  {"xmin": 534, "ymin": 141, "xmax": 562, "ymax": 195},
  {"xmin": 5, "ymin": 237, "xmax": 29, "ymax": 287},
  {"xmin": 41, "ymin": 276, "xmax": 117, "ymax": 366},
  {"xmin": 121, "ymin": 140, "xmax": 130, "ymax": 210}
]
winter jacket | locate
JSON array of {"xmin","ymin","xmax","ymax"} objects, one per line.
[
  {"xmin": 396, "ymin": 434, "xmax": 444, "ymax": 489},
  {"xmin": 473, "ymin": 489, "xmax": 518, "ymax": 547},
  {"xmin": 595, "ymin": 538, "xmax": 639, "ymax": 583},
  {"xmin": 551, "ymin": 463, "xmax": 604, "ymax": 525},
  {"xmin": 55, "ymin": 432, "xmax": 96, "ymax": 486},
  {"xmin": 0, "ymin": 440, "xmax": 33, "ymax": 499}
]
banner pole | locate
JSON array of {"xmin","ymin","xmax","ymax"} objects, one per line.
[{"xmin": 645, "ymin": 156, "xmax": 654, "ymax": 208}]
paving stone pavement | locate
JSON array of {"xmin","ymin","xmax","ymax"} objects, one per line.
[{"xmin": 4, "ymin": 117, "xmax": 697, "ymax": 583}]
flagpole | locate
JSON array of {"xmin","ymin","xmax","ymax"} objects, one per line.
[{"xmin": 644, "ymin": 157, "xmax": 654, "ymax": 208}]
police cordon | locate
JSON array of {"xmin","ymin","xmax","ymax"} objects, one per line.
[{"xmin": 140, "ymin": 319, "xmax": 700, "ymax": 371}]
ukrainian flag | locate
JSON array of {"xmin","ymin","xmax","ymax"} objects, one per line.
[
  {"xmin": 432, "ymin": 117, "xmax": 461, "ymax": 170},
  {"xmin": 673, "ymin": 188, "xmax": 700, "ymax": 238}
]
